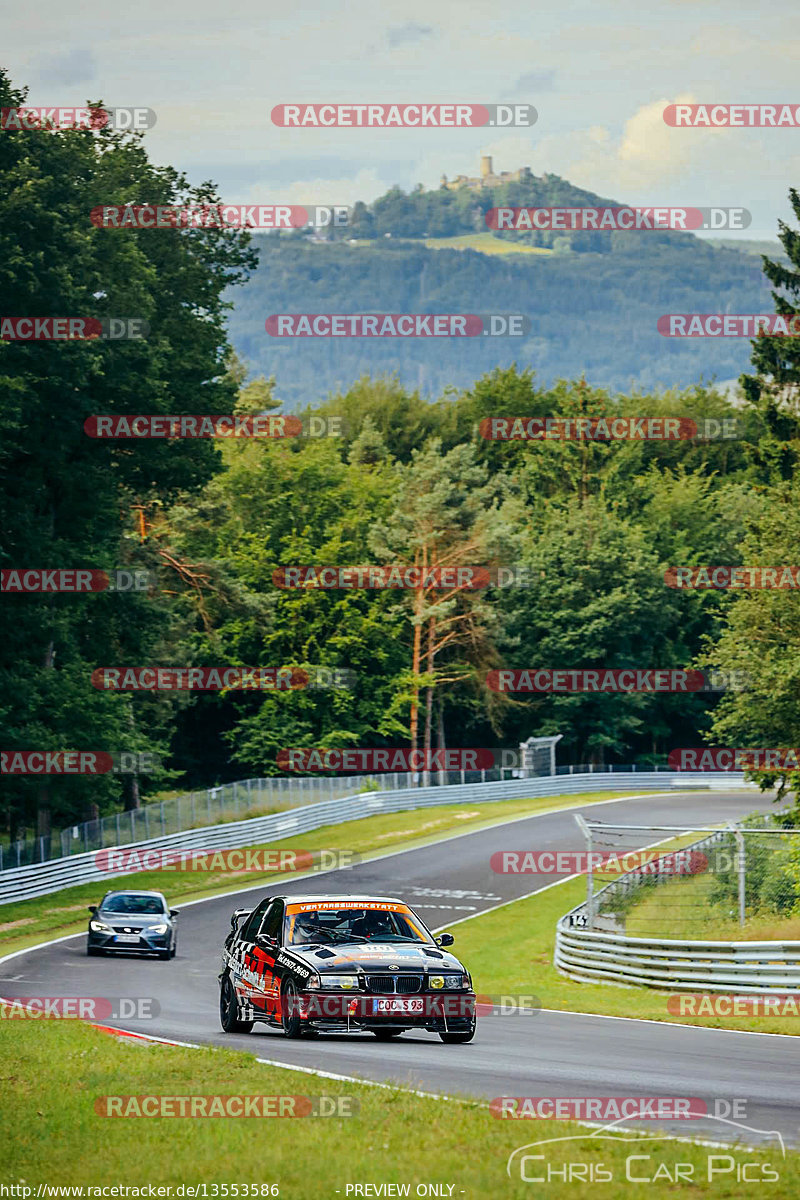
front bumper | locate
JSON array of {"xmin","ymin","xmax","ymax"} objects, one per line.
[
  {"xmin": 87, "ymin": 929, "xmax": 170, "ymax": 953},
  {"xmin": 294, "ymin": 990, "xmax": 476, "ymax": 1031}
]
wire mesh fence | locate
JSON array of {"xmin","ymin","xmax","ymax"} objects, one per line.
[
  {"xmin": 580, "ymin": 814, "xmax": 800, "ymax": 936},
  {"xmin": 0, "ymin": 758, "xmax": 722, "ymax": 875}
]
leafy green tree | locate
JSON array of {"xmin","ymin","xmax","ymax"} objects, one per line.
[{"xmin": 0, "ymin": 69, "xmax": 255, "ymax": 838}]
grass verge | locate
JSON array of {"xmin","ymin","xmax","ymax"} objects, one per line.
[
  {"xmin": 0, "ymin": 791, "xmax": 653, "ymax": 960},
  {"xmin": 1, "ymin": 1018, "xmax": 795, "ymax": 1197},
  {"xmin": 444, "ymin": 876, "xmax": 800, "ymax": 1035}
]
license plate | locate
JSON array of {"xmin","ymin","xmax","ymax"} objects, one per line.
[
  {"xmin": 372, "ymin": 997, "xmax": 424, "ymax": 1014},
  {"xmin": 115, "ymin": 934, "xmax": 140, "ymax": 943}
]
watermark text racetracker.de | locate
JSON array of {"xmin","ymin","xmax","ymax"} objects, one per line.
[
  {"xmin": 271, "ymin": 103, "xmax": 537, "ymax": 127},
  {"xmin": 83, "ymin": 415, "xmax": 344, "ymax": 440},
  {"xmin": 266, "ymin": 314, "xmax": 529, "ymax": 337},
  {"xmin": 659, "ymin": 313, "xmax": 800, "ymax": 337},
  {"xmin": 486, "ymin": 206, "xmax": 749, "ymax": 232},
  {"xmin": 93, "ymin": 847, "xmax": 359, "ymax": 874},
  {"xmin": 0, "ymin": 996, "xmax": 159, "ymax": 1020},
  {"xmin": 1, "ymin": 318, "xmax": 148, "ymax": 340},
  {"xmin": 1, "ymin": 751, "xmax": 159, "ymax": 775},
  {"xmin": 665, "ymin": 565, "xmax": 800, "ymax": 589},
  {"xmin": 94, "ymin": 1094, "xmax": 358, "ymax": 1117},
  {"xmin": 2, "ymin": 569, "xmax": 151, "ymax": 593},
  {"xmin": 486, "ymin": 668, "xmax": 748, "ymax": 693},
  {"xmin": 479, "ymin": 416, "xmax": 737, "ymax": 441},
  {"xmin": 92, "ymin": 205, "xmax": 348, "ymax": 230},
  {"xmin": 0, "ymin": 106, "xmax": 156, "ymax": 130},
  {"xmin": 90, "ymin": 667, "xmax": 355, "ymax": 691}
]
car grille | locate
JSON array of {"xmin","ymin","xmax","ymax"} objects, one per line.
[{"xmin": 365, "ymin": 975, "xmax": 422, "ymax": 994}]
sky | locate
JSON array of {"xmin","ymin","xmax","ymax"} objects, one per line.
[{"xmin": 4, "ymin": 0, "xmax": 800, "ymax": 239}]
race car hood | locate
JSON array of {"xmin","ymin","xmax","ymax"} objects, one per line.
[{"xmin": 284, "ymin": 942, "xmax": 466, "ymax": 973}]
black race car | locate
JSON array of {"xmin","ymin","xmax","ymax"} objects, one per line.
[
  {"xmin": 86, "ymin": 889, "xmax": 179, "ymax": 959},
  {"xmin": 218, "ymin": 893, "xmax": 476, "ymax": 1043}
]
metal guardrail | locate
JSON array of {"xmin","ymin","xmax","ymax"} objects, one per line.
[
  {"xmin": 0, "ymin": 770, "xmax": 755, "ymax": 906},
  {"xmin": 554, "ymin": 824, "xmax": 800, "ymax": 995}
]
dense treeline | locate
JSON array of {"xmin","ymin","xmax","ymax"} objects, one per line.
[
  {"xmin": 1, "ymin": 66, "xmax": 799, "ymax": 842},
  {"xmin": 229, "ymin": 237, "xmax": 771, "ymax": 405}
]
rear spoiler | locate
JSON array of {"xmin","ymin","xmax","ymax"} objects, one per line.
[{"xmin": 230, "ymin": 907, "xmax": 254, "ymax": 928}]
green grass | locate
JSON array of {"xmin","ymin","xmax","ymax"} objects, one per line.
[
  {"xmin": 351, "ymin": 233, "xmax": 553, "ymax": 256},
  {"xmin": 1, "ymin": 1019, "xmax": 795, "ymax": 1197},
  {"xmin": 421, "ymin": 233, "xmax": 553, "ymax": 256},
  {"xmin": 0, "ymin": 791, "xmax": 652, "ymax": 960},
  {"xmin": 619, "ymin": 872, "xmax": 800, "ymax": 941},
  {"xmin": 444, "ymin": 876, "xmax": 800, "ymax": 1036}
]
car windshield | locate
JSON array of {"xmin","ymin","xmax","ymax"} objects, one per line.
[
  {"xmin": 285, "ymin": 905, "xmax": 431, "ymax": 946},
  {"xmin": 100, "ymin": 895, "xmax": 166, "ymax": 915}
]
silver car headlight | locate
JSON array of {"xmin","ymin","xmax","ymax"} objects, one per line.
[
  {"xmin": 146, "ymin": 923, "xmax": 169, "ymax": 935},
  {"xmin": 318, "ymin": 974, "xmax": 359, "ymax": 989},
  {"xmin": 90, "ymin": 920, "xmax": 113, "ymax": 934},
  {"xmin": 444, "ymin": 974, "xmax": 466, "ymax": 989}
]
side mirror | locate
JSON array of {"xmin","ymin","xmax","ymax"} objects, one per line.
[
  {"xmin": 169, "ymin": 909, "xmax": 179, "ymax": 917},
  {"xmin": 256, "ymin": 933, "xmax": 278, "ymax": 949},
  {"xmin": 88, "ymin": 905, "xmax": 98, "ymax": 914},
  {"xmin": 436, "ymin": 933, "xmax": 454, "ymax": 947}
]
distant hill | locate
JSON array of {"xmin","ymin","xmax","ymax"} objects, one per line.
[{"xmin": 226, "ymin": 175, "xmax": 776, "ymax": 407}]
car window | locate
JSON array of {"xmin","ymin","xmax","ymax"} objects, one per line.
[
  {"xmin": 260, "ymin": 899, "xmax": 284, "ymax": 942},
  {"xmin": 100, "ymin": 895, "xmax": 166, "ymax": 915},
  {"xmin": 285, "ymin": 905, "xmax": 432, "ymax": 945},
  {"xmin": 240, "ymin": 899, "xmax": 269, "ymax": 943}
]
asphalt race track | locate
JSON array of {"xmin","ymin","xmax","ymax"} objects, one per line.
[{"xmin": 3, "ymin": 791, "xmax": 799, "ymax": 1151}]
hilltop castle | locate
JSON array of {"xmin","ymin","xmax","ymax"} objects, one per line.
[{"xmin": 440, "ymin": 156, "xmax": 532, "ymax": 191}]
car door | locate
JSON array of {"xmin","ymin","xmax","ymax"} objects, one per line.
[
  {"xmin": 256, "ymin": 899, "xmax": 284, "ymax": 1018},
  {"xmin": 233, "ymin": 898, "xmax": 270, "ymax": 1012}
]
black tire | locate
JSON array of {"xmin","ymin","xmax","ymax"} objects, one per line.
[
  {"xmin": 158, "ymin": 949, "xmax": 170, "ymax": 960},
  {"xmin": 371, "ymin": 1028, "xmax": 404, "ymax": 1040},
  {"xmin": 169, "ymin": 940, "xmax": 177, "ymax": 959},
  {"xmin": 86, "ymin": 944, "xmax": 101, "ymax": 957},
  {"xmin": 281, "ymin": 980, "xmax": 303, "ymax": 1039},
  {"xmin": 219, "ymin": 973, "xmax": 254, "ymax": 1034}
]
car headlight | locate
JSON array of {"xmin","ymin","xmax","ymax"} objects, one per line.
[
  {"xmin": 444, "ymin": 974, "xmax": 465, "ymax": 989},
  {"xmin": 90, "ymin": 921, "xmax": 113, "ymax": 934},
  {"xmin": 429, "ymin": 975, "xmax": 445, "ymax": 990},
  {"xmin": 318, "ymin": 974, "xmax": 359, "ymax": 989},
  {"xmin": 305, "ymin": 974, "xmax": 322, "ymax": 990},
  {"xmin": 147, "ymin": 923, "xmax": 168, "ymax": 935}
]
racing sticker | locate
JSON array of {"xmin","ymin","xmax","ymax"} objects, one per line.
[
  {"xmin": 277, "ymin": 951, "xmax": 313, "ymax": 979},
  {"xmin": 286, "ymin": 901, "xmax": 410, "ymax": 914}
]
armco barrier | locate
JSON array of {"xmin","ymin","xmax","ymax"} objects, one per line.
[
  {"xmin": 0, "ymin": 771, "xmax": 755, "ymax": 905},
  {"xmin": 555, "ymin": 923, "xmax": 800, "ymax": 995}
]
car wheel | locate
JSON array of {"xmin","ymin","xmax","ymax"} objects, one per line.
[
  {"xmin": 281, "ymin": 980, "xmax": 303, "ymax": 1039},
  {"xmin": 169, "ymin": 940, "xmax": 177, "ymax": 959},
  {"xmin": 219, "ymin": 973, "xmax": 254, "ymax": 1034},
  {"xmin": 157, "ymin": 949, "xmax": 171, "ymax": 960},
  {"xmin": 86, "ymin": 944, "xmax": 101, "ymax": 957},
  {"xmin": 371, "ymin": 1028, "xmax": 404, "ymax": 1039}
]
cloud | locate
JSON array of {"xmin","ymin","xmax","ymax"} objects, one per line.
[
  {"xmin": 385, "ymin": 22, "xmax": 435, "ymax": 49},
  {"xmin": 32, "ymin": 47, "xmax": 97, "ymax": 85},
  {"xmin": 510, "ymin": 69, "xmax": 556, "ymax": 94},
  {"xmin": 235, "ymin": 167, "xmax": 387, "ymax": 209}
]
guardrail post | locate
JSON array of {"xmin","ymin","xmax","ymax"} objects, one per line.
[
  {"xmin": 575, "ymin": 813, "xmax": 594, "ymax": 930},
  {"xmin": 233, "ymin": 781, "xmax": 239, "ymax": 817},
  {"xmin": 144, "ymin": 807, "xmax": 150, "ymax": 839},
  {"xmin": 116, "ymin": 813, "xmax": 121, "ymax": 843},
  {"xmin": 735, "ymin": 828, "xmax": 746, "ymax": 926}
]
